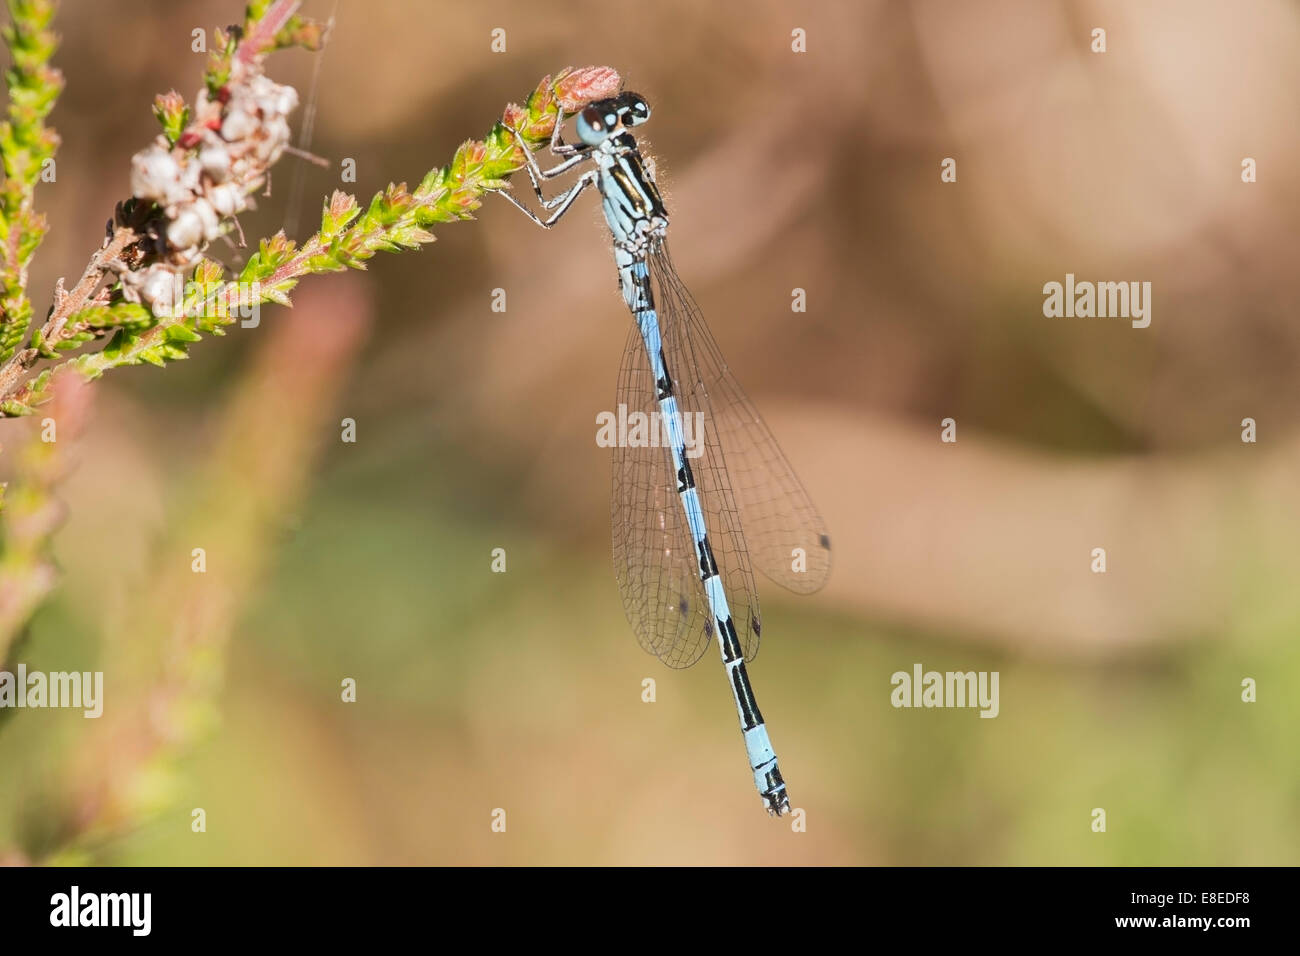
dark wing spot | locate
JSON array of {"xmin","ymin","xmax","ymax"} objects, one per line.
[
  {"xmin": 753, "ymin": 616, "xmax": 762, "ymax": 637},
  {"xmin": 678, "ymin": 597, "xmax": 689, "ymax": 616},
  {"xmin": 818, "ymin": 534, "xmax": 831, "ymax": 550}
]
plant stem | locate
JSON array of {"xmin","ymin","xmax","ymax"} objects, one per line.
[{"xmin": 0, "ymin": 226, "xmax": 135, "ymax": 397}]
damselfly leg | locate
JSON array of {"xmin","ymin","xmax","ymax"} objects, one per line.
[{"xmin": 496, "ymin": 167, "xmax": 597, "ymax": 228}]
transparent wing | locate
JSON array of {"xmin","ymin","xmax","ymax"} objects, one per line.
[
  {"xmin": 651, "ymin": 242, "xmax": 832, "ymax": 596},
  {"xmin": 650, "ymin": 246, "xmax": 764, "ymax": 662},
  {"xmin": 610, "ymin": 322, "xmax": 714, "ymax": 669}
]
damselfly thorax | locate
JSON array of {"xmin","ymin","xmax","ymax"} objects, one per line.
[{"xmin": 592, "ymin": 133, "xmax": 669, "ymax": 254}]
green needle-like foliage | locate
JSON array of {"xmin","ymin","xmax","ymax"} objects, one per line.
[{"xmin": 0, "ymin": 0, "xmax": 61, "ymax": 365}]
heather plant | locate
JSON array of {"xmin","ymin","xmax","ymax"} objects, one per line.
[
  {"xmin": 0, "ymin": 3, "xmax": 617, "ymax": 415},
  {"xmin": 0, "ymin": 0, "xmax": 619, "ymax": 628},
  {"xmin": 0, "ymin": 0, "xmax": 620, "ymax": 859}
]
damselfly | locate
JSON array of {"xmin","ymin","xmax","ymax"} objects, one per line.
[{"xmin": 499, "ymin": 91, "xmax": 831, "ymax": 815}]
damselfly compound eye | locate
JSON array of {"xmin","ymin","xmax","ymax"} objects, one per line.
[
  {"xmin": 616, "ymin": 92, "xmax": 651, "ymax": 125},
  {"xmin": 575, "ymin": 105, "xmax": 608, "ymax": 145}
]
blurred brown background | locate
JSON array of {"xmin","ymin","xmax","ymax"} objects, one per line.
[{"xmin": 1, "ymin": 0, "xmax": 1298, "ymax": 863}]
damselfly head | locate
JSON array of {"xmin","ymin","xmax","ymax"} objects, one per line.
[{"xmin": 575, "ymin": 92, "xmax": 652, "ymax": 145}]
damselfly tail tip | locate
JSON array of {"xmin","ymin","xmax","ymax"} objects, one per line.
[
  {"xmin": 763, "ymin": 787, "xmax": 791, "ymax": 817},
  {"xmin": 759, "ymin": 765, "xmax": 790, "ymax": 816},
  {"xmin": 765, "ymin": 799, "xmax": 791, "ymax": 817}
]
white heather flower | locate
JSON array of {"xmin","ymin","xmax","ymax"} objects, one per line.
[
  {"xmin": 191, "ymin": 198, "xmax": 221, "ymax": 241},
  {"xmin": 177, "ymin": 158, "xmax": 202, "ymax": 203},
  {"xmin": 257, "ymin": 118, "xmax": 292, "ymax": 163},
  {"xmin": 228, "ymin": 156, "xmax": 253, "ymax": 182},
  {"xmin": 207, "ymin": 182, "xmax": 244, "ymax": 217},
  {"xmin": 138, "ymin": 264, "xmax": 181, "ymax": 314},
  {"xmin": 167, "ymin": 205, "xmax": 204, "ymax": 249},
  {"xmin": 130, "ymin": 144, "xmax": 184, "ymax": 204},
  {"xmin": 221, "ymin": 106, "xmax": 257, "ymax": 141},
  {"xmin": 261, "ymin": 83, "xmax": 298, "ymax": 118},
  {"xmin": 118, "ymin": 65, "xmax": 302, "ymax": 302},
  {"xmin": 198, "ymin": 141, "xmax": 231, "ymax": 182},
  {"xmin": 249, "ymin": 75, "xmax": 297, "ymax": 113}
]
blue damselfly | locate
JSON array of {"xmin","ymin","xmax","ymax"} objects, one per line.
[{"xmin": 500, "ymin": 91, "xmax": 831, "ymax": 815}]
